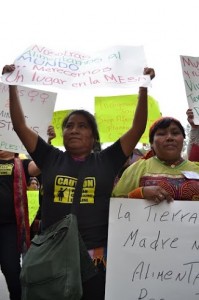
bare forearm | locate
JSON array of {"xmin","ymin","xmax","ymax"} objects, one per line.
[
  {"xmin": 133, "ymin": 87, "xmax": 148, "ymax": 136},
  {"xmin": 9, "ymin": 85, "xmax": 26, "ymax": 132},
  {"xmin": 120, "ymin": 87, "xmax": 148, "ymax": 156},
  {"xmin": 2, "ymin": 64, "xmax": 38, "ymax": 152}
]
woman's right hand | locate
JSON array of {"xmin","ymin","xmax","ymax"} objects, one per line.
[
  {"xmin": 142, "ymin": 186, "xmax": 173, "ymax": 203},
  {"xmin": 2, "ymin": 64, "xmax": 15, "ymax": 75}
]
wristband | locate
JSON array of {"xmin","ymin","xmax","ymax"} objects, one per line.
[{"xmin": 128, "ymin": 187, "xmax": 144, "ymax": 199}]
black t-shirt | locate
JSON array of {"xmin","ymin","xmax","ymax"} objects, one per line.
[
  {"xmin": 0, "ymin": 158, "xmax": 31, "ymax": 224},
  {"xmin": 30, "ymin": 137, "xmax": 127, "ymax": 250}
]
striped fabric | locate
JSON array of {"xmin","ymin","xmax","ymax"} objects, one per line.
[{"xmin": 13, "ymin": 158, "xmax": 30, "ymax": 254}]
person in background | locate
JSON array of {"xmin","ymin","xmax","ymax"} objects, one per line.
[
  {"xmin": 186, "ymin": 108, "xmax": 199, "ymax": 161},
  {"xmin": 130, "ymin": 147, "xmax": 144, "ymax": 163},
  {"xmin": 114, "ymin": 148, "xmax": 144, "ymax": 186},
  {"xmin": 2, "ymin": 64, "xmax": 155, "ymax": 300},
  {"xmin": 27, "ymin": 176, "xmax": 40, "ymax": 190},
  {"xmin": 27, "ymin": 176, "xmax": 40, "ymax": 240},
  {"xmin": 113, "ymin": 116, "xmax": 199, "ymax": 202},
  {"xmin": 0, "ymin": 123, "xmax": 55, "ymax": 299},
  {"xmin": 0, "ymin": 150, "xmax": 40, "ymax": 300}
]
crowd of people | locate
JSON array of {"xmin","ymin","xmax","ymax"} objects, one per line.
[{"xmin": 1, "ymin": 63, "xmax": 199, "ymax": 300}]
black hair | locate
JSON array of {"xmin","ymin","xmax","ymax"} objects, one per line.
[
  {"xmin": 149, "ymin": 118, "xmax": 186, "ymax": 144},
  {"xmin": 61, "ymin": 109, "xmax": 101, "ymax": 151},
  {"xmin": 27, "ymin": 177, "xmax": 40, "ymax": 187}
]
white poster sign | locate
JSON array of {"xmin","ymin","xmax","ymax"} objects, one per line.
[
  {"xmin": 0, "ymin": 82, "xmax": 57, "ymax": 154},
  {"xmin": 105, "ymin": 198, "xmax": 199, "ymax": 300},
  {"xmin": 180, "ymin": 55, "xmax": 199, "ymax": 124},
  {"xmin": 1, "ymin": 45, "xmax": 150, "ymax": 90}
]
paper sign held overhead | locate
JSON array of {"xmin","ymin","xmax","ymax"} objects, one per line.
[
  {"xmin": 180, "ymin": 55, "xmax": 199, "ymax": 124},
  {"xmin": 1, "ymin": 45, "xmax": 151, "ymax": 90}
]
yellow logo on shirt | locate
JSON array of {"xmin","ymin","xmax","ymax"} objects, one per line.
[
  {"xmin": 0, "ymin": 163, "xmax": 14, "ymax": 175},
  {"xmin": 54, "ymin": 176, "xmax": 95, "ymax": 204}
]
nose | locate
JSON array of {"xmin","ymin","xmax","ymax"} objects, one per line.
[
  {"xmin": 166, "ymin": 133, "xmax": 174, "ymax": 140},
  {"xmin": 70, "ymin": 125, "xmax": 79, "ymax": 134}
]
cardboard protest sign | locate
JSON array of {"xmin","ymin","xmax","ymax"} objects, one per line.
[
  {"xmin": 180, "ymin": 55, "xmax": 199, "ymax": 124},
  {"xmin": 51, "ymin": 110, "xmax": 72, "ymax": 146},
  {"xmin": 95, "ymin": 94, "xmax": 161, "ymax": 143},
  {"xmin": 0, "ymin": 82, "xmax": 57, "ymax": 154},
  {"xmin": 105, "ymin": 198, "xmax": 199, "ymax": 300},
  {"xmin": 27, "ymin": 190, "xmax": 40, "ymax": 224},
  {"xmin": 1, "ymin": 45, "xmax": 151, "ymax": 90}
]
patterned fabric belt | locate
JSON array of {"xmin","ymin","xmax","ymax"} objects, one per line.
[
  {"xmin": 14, "ymin": 157, "xmax": 30, "ymax": 254},
  {"xmin": 88, "ymin": 247, "xmax": 107, "ymax": 269}
]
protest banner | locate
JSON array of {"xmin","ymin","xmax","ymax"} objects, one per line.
[
  {"xmin": 105, "ymin": 198, "xmax": 199, "ymax": 300},
  {"xmin": 1, "ymin": 44, "xmax": 151, "ymax": 90},
  {"xmin": 0, "ymin": 82, "xmax": 57, "ymax": 154},
  {"xmin": 180, "ymin": 55, "xmax": 199, "ymax": 124},
  {"xmin": 95, "ymin": 94, "xmax": 161, "ymax": 143}
]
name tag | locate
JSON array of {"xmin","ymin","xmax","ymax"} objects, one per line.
[{"xmin": 182, "ymin": 171, "xmax": 199, "ymax": 179}]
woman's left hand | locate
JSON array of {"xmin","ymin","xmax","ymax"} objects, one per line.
[
  {"xmin": 142, "ymin": 186, "xmax": 173, "ymax": 203},
  {"xmin": 143, "ymin": 67, "xmax": 155, "ymax": 80}
]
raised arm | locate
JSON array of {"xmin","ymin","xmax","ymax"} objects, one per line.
[
  {"xmin": 120, "ymin": 67, "xmax": 155, "ymax": 156},
  {"xmin": 28, "ymin": 125, "xmax": 55, "ymax": 176},
  {"xmin": 2, "ymin": 65, "xmax": 39, "ymax": 153}
]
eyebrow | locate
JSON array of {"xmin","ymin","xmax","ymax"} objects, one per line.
[{"xmin": 67, "ymin": 121, "xmax": 89, "ymax": 125}]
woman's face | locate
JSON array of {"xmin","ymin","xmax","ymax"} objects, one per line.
[
  {"xmin": 29, "ymin": 179, "xmax": 39, "ymax": 190},
  {"xmin": 151, "ymin": 122, "xmax": 184, "ymax": 162},
  {"xmin": 62, "ymin": 114, "xmax": 94, "ymax": 157}
]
